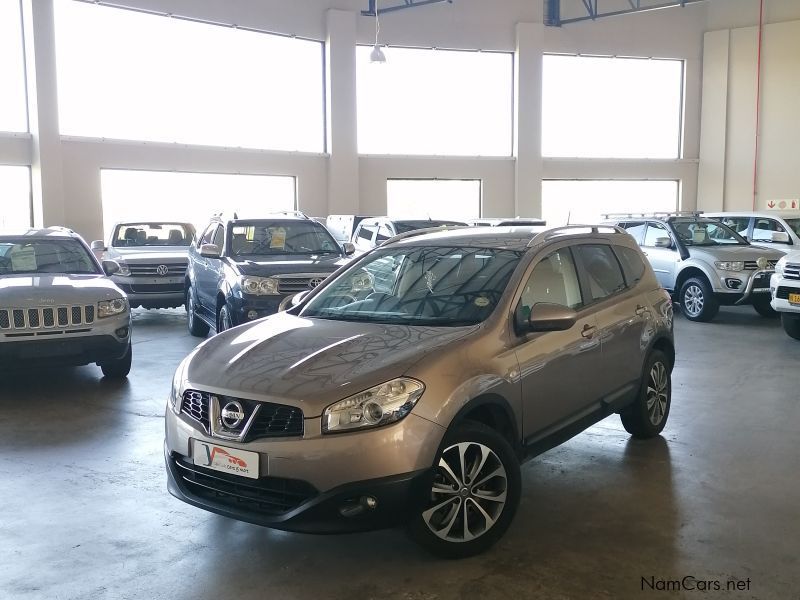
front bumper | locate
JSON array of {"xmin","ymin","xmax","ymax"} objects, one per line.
[
  {"xmin": 165, "ymin": 445, "xmax": 432, "ymax": 534},
  {"xmin": 0, "ymin": 332, "xmax": 130, "ymax": 368},
  {"xmin": 770, "ymin": 274, "xmax": 800, "ymax": 313},
  {"xmin": 228, "ymin": 295, "xmax": 287, "ymax": 325},
  {"xmin": 113, "ymin": 276, "xmax": 185, "ymax": 308},
  {"xmin": 712, "ymin": 269, "xmax": 774, "ymax": 305}
]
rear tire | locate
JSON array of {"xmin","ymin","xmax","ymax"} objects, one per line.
[
  {"xmin": 679, "ymin": 277, "xmax": 719, "ymax": 322},
  {"xmin": 782, "ymin": 313, "xmax": 800, "ymax": 340},
  {"xmin": 100, "ymin": 343, "xmax": 132, "ymax": 379},
  {"xmin": 407, "ymin": 421, "xmax": 521, "ymax": 559},
  {"xmin": 752, "ymin": 298, "xmax": 778, "ymax": 318},
  {"xmin": 620, "ymin": 350, "xmax": 672, "ymax": 439},
  {"xmin": 187, "ymin": 288, "xmax": 210, "ymax": 337}
]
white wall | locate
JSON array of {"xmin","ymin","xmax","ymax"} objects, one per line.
[
  {"xmin": 697, "ymin": 1, "xmax": 800, "ymax": 211},
  {"xmin": 1, "ymin": 0, "xmax": 720, "ymax": 241}
]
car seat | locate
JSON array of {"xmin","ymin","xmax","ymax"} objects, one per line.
[{"xmin": 168, "ymin": 230, "xmax": 184, "ymax": 245}]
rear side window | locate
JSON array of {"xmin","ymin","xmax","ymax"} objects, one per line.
[
  {"xmin": 575, "ymin": 244, "xmax": 626, "ymax": 302},
  {"xmin": 614, "ymin": 245, "xmax": 646, "ymax": 287},
  {"xmin": 621, "ymin": 222, "xmax": 646, "ymax": 244}
]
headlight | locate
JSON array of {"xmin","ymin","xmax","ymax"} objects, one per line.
[
  {"xmin": 116, "ymin": 262, "xmax": 130, "ymax": 276},
  {"xmin": 241, "ymin": 276, "xmax": 279, "ymax": 295},
  {"xmin": 775, "ymin": 258, "xmax": 786, "ymax": 276},
  {"xmin": 322, "ymin": 378, "xmax": 425, "ymax": 433},
  {"xmin": 715, "ymin": 261, "xmax": 744, "ymax": 272},
  {"xmin": 169, "ymin": 358, "xmax": 188, "ymax": 414},
  {"xmin": 98, "ymin": 297, "xmax": 128, "ymax": 318}
]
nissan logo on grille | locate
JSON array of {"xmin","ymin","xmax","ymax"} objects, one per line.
[
  {"xmin": 156, "ymin": 265, "xmax": 169, "ymax": 276},
  {"xmin": 220, "ymin": 401, "xmax": 246, "ymax": 429},
  {"xmin": 308, "ymin": 277, "xmax": 324, "ymax": 289}
]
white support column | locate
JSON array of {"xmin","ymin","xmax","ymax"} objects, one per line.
[
  {"xmin": 325, "ymin": 9, "xmax": 360, "ymax": 215},
  {"xmin": 21, "ymin": 0, "xmax": 65, "ymax": 228},
  {"xmin": 514, "ymin": 22, "xmax": 544, "ymax": 218}
]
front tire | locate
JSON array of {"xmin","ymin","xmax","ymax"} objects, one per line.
[
  {"xmin": 217, "ymin": 303, "xmax": 234, "ymax": 333},
  {"xmin": 680, "ymin": 277, "xmax": 719, "ymax": 322},
  {"xmin": 782, "ymin": 313, "xmax": 800, "ymax": 340},
  {"xmin": 407, "ymin": 421, "xmax": 521, "ymax": 559},
  {"xmin": 620, "ymin": 350, "xmax": 672, "ymax": 439},
  {"xmin": 752, "ymin": 298, "xmax": 778, "ymax": 318},
  {"xmin": 100, "ymin": 343, "xmax": 132, "ymax": 379},
  {"xmin": 187, "ymin": 288, "xmax": 210, "ymax": 337}
]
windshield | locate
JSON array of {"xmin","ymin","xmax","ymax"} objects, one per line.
[
  {"xmin": 394, "ymin": 220, "xmax": 466, "ymax": 234},
  {"xmin": 301, "ymin": 246, "xmax": 523, "ymax": 326},
  {"xmin": 228, "ymin": 221, "xmax": 341, "ymax": 257},
  {"xmin": 112, "ymin": 223, "xmax": 193, "ymax": 247},
  {"xmin": 0, "ymin": 238, "xmax": 99, "ymax": 275},
  {"xmin": 671, "ymin": 219, "xmax": 748, "ymax": 246}
]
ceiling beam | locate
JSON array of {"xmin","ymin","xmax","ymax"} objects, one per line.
[
  {"xmin": 545, "ymin": 0, "xmax": 707, "ymax": 27},
  {"xmin": 362, "ymin": 0, "xmax": 453, "ymax": 17}
]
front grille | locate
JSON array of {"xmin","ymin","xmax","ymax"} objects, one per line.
[
  {"xmin": 128, "ymin": 263, "xmax": 187, "ymax": 277},
  {"xmin": 181, "ymin": 390, "xmax": 210, "ymax": 432},
  {"xmin": 276, "ymin": 273, "xmax": 332, "ymax": 294},
  {"xmin": 0, "ymin": 305, "xmax": 95, "ymax": 332},
  {"xmin": 776, "ymin": 287, "xmax": 800, "ymax": 301},
  {"xmin": 784, "ymin": 263, "xmax": 800, "ymax": 281},
  {"xmin": 180, "ymin": 389, "xmax": 304, "ymax": 439},
  {"xmin": 744, "ymin": 260, "xmax": 778, "ymax": 270},
  {"xmin": 173, "ymin": 455, "xmax": 318, "ymax": 516},
  {"xmin": 119, "ymin": 283, "xmax": 184, "ymax": 294}
]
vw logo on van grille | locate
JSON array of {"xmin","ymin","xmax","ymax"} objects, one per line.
[
  {"xmin": 220, "ymin": 401, "xmax": 246, "ymax": 429},
  {"xmin": 156, "ymin": 265, "xmax": 169, "ymax": 276},
  {"xmin": 308, "ymin": 278, "xmax": 324, "ymax": 289}
]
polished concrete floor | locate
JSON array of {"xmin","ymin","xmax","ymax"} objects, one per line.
[{"xmin": 1, "ymin": 306, "xmax": 798, "ymax": 600}]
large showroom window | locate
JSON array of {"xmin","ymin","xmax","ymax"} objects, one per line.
[
  {"xmin": 55, "ymin": 2, "xmax": 324, "ymax": 152},
  {"xmin": 542, "ymin": 55, "xmax": 683, "ymax": 158},
  {"xmin": 541, "ymin": 180, "xmax": 679, "ymax": 225},
  {"xmin": 0, "ymin": 1, "xmax": 27, "ymax": 133},
  {"xmin": 0, "ymin": 166, "xmax": 32, "ymax": 228},
  {"xmin": 387, "ymin": 179, "xmax": 481, "ymax": 220},
  {"xmin": 357, "ymin": 47, "xmax": 513, "ymax": 156},
  {"xmin": 100, "ymin": 170, "xmax": 296, "ymax": 238}
]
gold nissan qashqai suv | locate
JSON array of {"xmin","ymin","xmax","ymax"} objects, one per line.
[{"xmin": 164, "ymin": 225, "xmax": 675, "ymax": 558}]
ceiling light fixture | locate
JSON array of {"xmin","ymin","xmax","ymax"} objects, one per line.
[{"xmin": 370, "ymin": 3, "xmax": 386, "ymax": 63}]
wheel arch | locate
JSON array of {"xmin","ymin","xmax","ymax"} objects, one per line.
[
  {"xmin": 449, "ymin": 394, "xmax": 521, "ymax": 455},
  {"xmin": 675, "ymin": 264, "xmax": 713, "ymax": 294}
]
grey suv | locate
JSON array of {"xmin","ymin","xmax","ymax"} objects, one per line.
[
  {"xmin": 0, "ymin": 227, "xmax": 132, "ymax": 377},
  {"xmin": 605, "ymin": 213, "xmax": 784, "ymax": 321},
  {"xmin": 165, "ymin": 225, "xmax": 674, "ymax": 557}
]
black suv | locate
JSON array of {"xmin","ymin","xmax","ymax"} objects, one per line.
[{"xmin": 185, "ymin": 213, "xmax": 354, "ymax": 336}]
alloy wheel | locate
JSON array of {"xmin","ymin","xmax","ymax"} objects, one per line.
[
  {"xmin": 646, "ymin": 361, "xmax": 669, "ymax": 426},
  {"xmin": 684, "ymin": 284, "xmax": 704, "ymax": 317},
  {"xmin": 422, "ymin": 441, "xmax": 508, "ymax": 543}
]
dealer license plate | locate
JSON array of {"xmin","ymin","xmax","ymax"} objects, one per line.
[
  {"xmin": 192, "ymin": 440, "xmax": 259, "ymax": 479},
  {"xmin": 789, "ymin": 293, "xmax": 800, "ymax": 305}
]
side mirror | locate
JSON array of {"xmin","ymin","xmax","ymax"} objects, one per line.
[
  {"xmin": 199, "ymin": 243, "xmax": 222, "ymax": 258},
  {"xmin": 342, "ymin": 242, "xmax": 356, "ymax": 256},
  {"xmin": 91, "ymin": 240, "xmax": 106, "ymax": 252},
  {"xmin": 771, "ymin": 231, "xmax": 790, "ymax": 243},
  {"xmin": 527, "ymin": 303, "xmax": 577, "ymax": 332},
  {"xmin": 102, "ymin": 260, "xmax": 120, "ymax": 276},
  {"xmin": 655, "ymin": 237, "xmax": 672, "ymax": 248},
  {"xmin": 278, "ymin": 290, "xmax": 310, "ymax": 312}
]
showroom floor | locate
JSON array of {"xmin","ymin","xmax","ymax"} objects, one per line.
[{"xmin": 1, "ymin": 307, "xmax": 798, "ymax": 600}]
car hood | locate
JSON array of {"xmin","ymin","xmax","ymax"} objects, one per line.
[
  {"xmin": 106, "ymin": 249, "xmax": 189, "ymax": 263},
  {"xmin": 690, "ymin": 245, "xmax": 784, "ymax": 261},
  {"xmin": 230, "ymin": 255, "xmax": 349, "ymax": 277},
  {"xmin": 0, "ymin": 274, "xmax": 124, "ymax": 305},
  {"xmin": 184, "ymin": 312, "xmax": 477, "ymax": 416}
]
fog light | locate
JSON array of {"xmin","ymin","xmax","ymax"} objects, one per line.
[
  {"xmin": 725, "ymin": 278, "xmax": 742, "ymax": 290},
  {"xmin": 247, "ymin": 310, "xmax": 258, "ymax": 320},
  {"xmin": 115, "ymin": 326, "xmax": 129, "ymax": 338},
  {"xmin": 338, "ymin": 495, "xmax": 378, "ymax": 518}
]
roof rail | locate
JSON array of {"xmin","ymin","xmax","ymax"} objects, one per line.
[
  {"xmin": 272, "ymin": 210, "xmax": 310, "ymax": 219},
  {"xmin": 46, "ymin": 225, "xmax": 75, "ymax": 234},
  {"xmin": 527, "ymin": 224, "xmax": 627, "ymax": 247},
  {"xmin": 380, "ymin": 224, "xmax": 472, "ymax": 246},
  {"xmin": 602, "ymin": 210, "xmax": 704, "ymax": 219}
]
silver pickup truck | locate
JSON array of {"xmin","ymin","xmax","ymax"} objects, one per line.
[
  {"xmin": 92, "ymin": 222, "xmax": 195, "ymax": 309},
  {"xmin": 1, "ymin": 227, "xmax": 132, "ymax": 377}
]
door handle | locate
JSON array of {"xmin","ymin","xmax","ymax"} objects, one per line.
[
  {"xmin": 635, "ymin": 305, "xmax": 649, "ymax": 316},
  {"xmin": 581, "ymin": 324, "xmax": 597, "ymax": 339}
]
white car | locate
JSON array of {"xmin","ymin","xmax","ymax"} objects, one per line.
[
  {"xmin": 705, "ymin": 211, "xmax": 800, "ymax": 254},
  {"xmin": 770, "ymin": 251, "xmax": 800, "ymax": 340}
]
